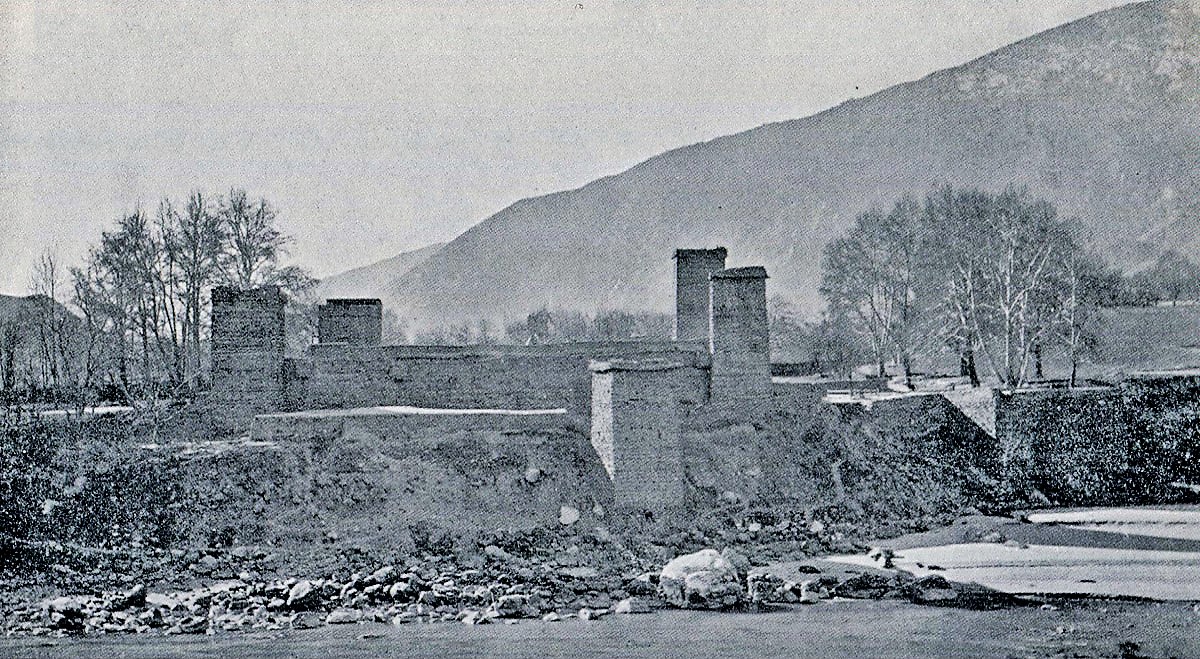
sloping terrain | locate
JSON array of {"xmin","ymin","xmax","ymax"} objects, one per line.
[
  {"xmin": 314, "ymin": 243, "xmax": 444, "ymax": 302},
  {"xmin": 363, "ymin": 1, "xmax": 1199, "ymax": 329},
  {"xmin": 0, "ymin": 293, "xmax": 82, "ymax": 388}
]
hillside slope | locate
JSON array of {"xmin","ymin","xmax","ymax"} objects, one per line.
[
  {"xmin": 0, "ymin": 293, "xmax": 83, "ymax": 388},
  {"xmin": 382, "ymin": 0, "xmax": 1200, "ymax": 329},
  {"xmin": 314, "ymin": 242, "xmax": 444, "ymax": 301}
]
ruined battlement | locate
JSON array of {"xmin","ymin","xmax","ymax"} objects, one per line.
[
  {"xmin": 674, "ymin": 247, "xmax": 728, "ymax": 343},
  {"xmin": 210, "ymin": 286, "xmax": 287, "ymax": 426},
  {"xmin": 318, "ymin": 298, "xmax": 383, "ymax": 345},
  {"xmin": 214, "ymin": 247, "xmax": 774, "ymax": 514}
]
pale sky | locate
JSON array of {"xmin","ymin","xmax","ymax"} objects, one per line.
[{"xmin": 0, "ymin": 0, "xmax": 1134, "ymax": 295}]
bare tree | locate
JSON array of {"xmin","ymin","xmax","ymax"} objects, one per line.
[
  {"xmin": 28, "ymin": 251, "xmax": 74, "ymax": 393},
  {"xmin": 219, "ymin": 189, "xmax": 288, "ymax": 289},
  {"xmin": 173, "ymin": 191, "xmax": 225, "ymax": 385},
  {"xmin": 821, "ymin": 198, "xmax": 923, "ymax": 383}
]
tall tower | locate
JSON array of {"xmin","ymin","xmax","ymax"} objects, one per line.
[
  {"xmin": 709, "ymin": 266, "xmax": 770, "ymax": 407},
  {"xmin": 210, "ymin": 286, "xmax": 287, "ymax": 422}
]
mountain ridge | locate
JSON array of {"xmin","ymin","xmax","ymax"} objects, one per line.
[{"xmin": 336, "ymin": 0, "xmax": 1200, "ymax": 329}]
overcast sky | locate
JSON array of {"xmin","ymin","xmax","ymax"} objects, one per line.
[{"xmin": 0, "ymin": 0, "xmax": 1134, "ymax": 295}]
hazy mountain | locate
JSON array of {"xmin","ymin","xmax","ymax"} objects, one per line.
[
  {"xmin": 315, "ymin": 243, "xmax": 445, "ymax": 302},
  {"xmin": 0, "ymin": 293, "xmax": 83, "ymax": 387},
  {"xmin": 373, "ymin": 0, "xmax": 1200, "ymax": 329}
]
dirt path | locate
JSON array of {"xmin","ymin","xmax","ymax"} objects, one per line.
[{"xmin": 4, "ymin": 600, "xmax": 1197, "ymax": 659}]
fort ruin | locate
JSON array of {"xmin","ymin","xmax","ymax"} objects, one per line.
[
  {"xmin": 211, "ymin": 248, "xmax": 775, "ymax": 515},
  {"xmin": 210, "ymin": 247, "xmax": 1200, "ymax": 518}
]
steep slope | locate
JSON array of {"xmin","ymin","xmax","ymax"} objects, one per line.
[
  {"xmin": 386, "ymin": 0, "xmax": 1200, "ymax": 329},
  {"xmin": 314, "ymin": 243, "xmax": 444, "ymax": 301}
]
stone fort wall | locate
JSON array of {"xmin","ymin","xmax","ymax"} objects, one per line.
[
  {"xmin": 211, "ymin": 247, "xmax": 777, "ymax": 516},
  {"xmin": 994, "ymin": 374, "xmax": 1200, "ymax": 506},
  {"xmin": 286, "ymin": 340, "xmax": 711, "ymax": 420}
]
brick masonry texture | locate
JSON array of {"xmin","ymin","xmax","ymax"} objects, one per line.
[
  {"xmin": 709, "ymin": 266, "xmax": 770, "ymax": 408},
  {"xmin": 210, "ymin": 286, "xmax": 287, "ymax": 423},
  {"xmin": 318, "ymin": 298, "xmax": 383, "ymax": 345},
  {"xmin": 673, "ymin": 248, "xmax": 727, "ymax": 342}
]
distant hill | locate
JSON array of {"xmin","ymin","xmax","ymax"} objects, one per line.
[
  {"xmin": 314, "ymin": 243, "xmax": 445, "ymax": 302},
  {"xmin": 361, "ymin": 1, "xmax": 1200, "ymax": 330},
  {"xmin": 0, "ymin": 293, "xmax": 82, "ymax": 389}
]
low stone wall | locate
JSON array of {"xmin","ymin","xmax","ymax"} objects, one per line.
[
  {"xmin": 770, "ymin": 377, "xmax": 890, "ymax": 414},
  {"xmin": 995, "ymin": 374, "xmax": 1200, "ymax": 505},
  {"xmin": 288, "ymin": 341, "xmax": 710, "ymax": 420}
]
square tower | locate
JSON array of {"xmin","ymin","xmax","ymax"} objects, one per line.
[
  {"xmin": 589, "ymin": 359, "xmax": 688, "ymax": 514},
  {"xmin": 709, "ymin": 266, "xmax": 770, "ymax": 408},
  {"xmin": 318, "ymin": 298, "xmax": 383, "ymax": 345},
  {"xmin": 674, "ymin": 248, "xmax": 727, "ymax": 343},
  {"xmin": 210, "ymin": 286, "xmax": 287, "ymax": 420}
]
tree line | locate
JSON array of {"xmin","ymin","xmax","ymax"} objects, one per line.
[
  {"xmin": 2, "ymin": 189, "xmax": 315, "ymax": 404},
  {"xmin": 382, "ymin": 308, "xmax": 674, "ymax": 346},
  {"xmin": 820, "ymin": 185, "xmax": 1141, "ymax": 389}
]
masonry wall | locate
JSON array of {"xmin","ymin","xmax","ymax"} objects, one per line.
[
  {"xmin": 318, "ymin": 299, "xmax": 382, "ymax": 345},
  {"xmin": 292, "ymin": 340, "xmax": 710, "ymax": 419},
  {"xmin": 994, "ymin": 375, "xmax": 1200, "ymax": 505},
  {"xmin": 590, "ymin": 361, "xmax": 687, "ymax": 513},
  {"xmin": 709, "ymin": 266, "xmax": 770, "ymax": 408},
  {"xmin": 674, "ymin": 248, "xmax": 727, "ymax": 342},
  {"xmin": 210, "ymin": 286, "xmax": 287, "ymax": 425}
]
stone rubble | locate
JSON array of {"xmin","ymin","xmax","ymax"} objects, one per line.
[{"xmin": 2, "ymin": 509, "xmax": 1012, "ymax": 638}]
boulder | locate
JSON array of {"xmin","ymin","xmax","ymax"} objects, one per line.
[
  {"xmin": 613, "ymin": 597, "xmax": 651, "ymax": 614},
  {"xmin": 659, "ymin": 549, "xmax": 743, "ymax": 609},
  {"xmin": 290, "ymin": 612, "xmax": 323, "ymax": 630},
  {"xmin": 831, "ymin": 573, "xmax": 896, "ymax": 600},
  {"xmin": 746, "ymin": 573, "xmax": 785, "ymax": 604},
  {"xmin": 110, "ymin": 584, "xmax": 147, "ymax": 610},
  {"xmin": 627, "ymin": 573, "xmax": 658, "ymax": 595},
  {"xmin": 720, "ymin": 548, "xmax": 751, "ymax": 578},
  {"xmin": 903, "ymin": 575, "xmax": 959, "ymax": 605},
  {"xmin": 286, "ymin": 580, "xmax": 322, "ymax": 611},
  {"xmin": 44, "ymin": 597, "xmax": 86, "ymax": 631},
  {"xmin": 192, "ymin": 554, "xmax": 221, "ymax": 575},
  {"xmin": 491, "ymin": 594, "xmax": 532, "ymax": 618},
  {"xmin": 366, "ymin": 566, "xmax": 395, "ymax": 585},
  {"xmin": 559, "ymin": 506, "xmax": 581, "ymax": 526},
  {"xmin": 798, "ymin": 580, "xmax": 823, "ymax": 604},
  {"xmin": 325, "ymin": 609, "xmax": 362, "ymax": 624}
]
